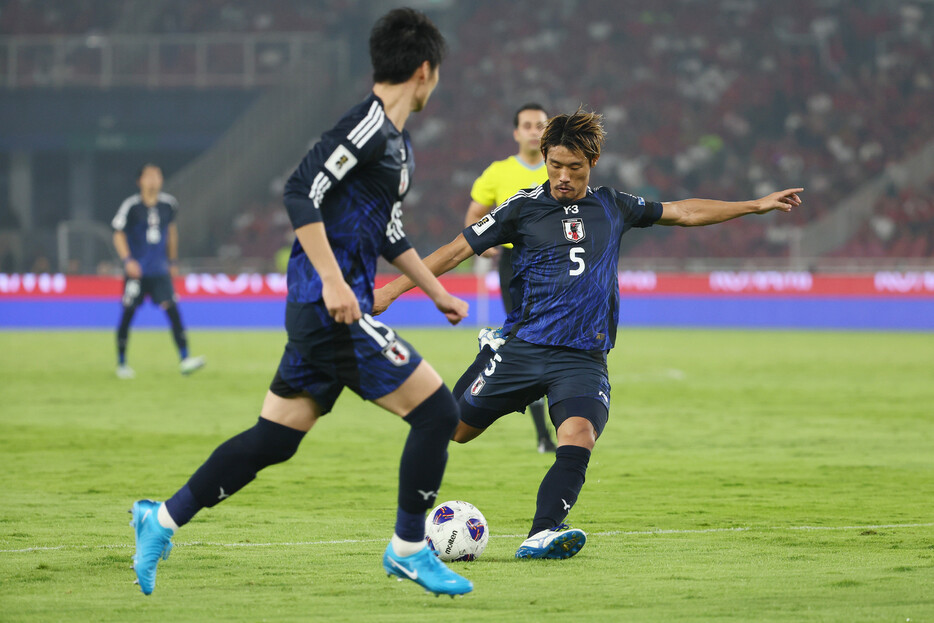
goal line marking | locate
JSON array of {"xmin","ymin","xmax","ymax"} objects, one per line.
[{"xmin": 2, "ymin": 522, "xmax": 931, "ymax": 554}]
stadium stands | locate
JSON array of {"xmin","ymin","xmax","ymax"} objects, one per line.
[
  {"xmin": 410, "ymin": 0, "xmax": 934, "ymax": 261},
  {"xmin": 831, "ymin": 171, "xmax": 934, "ymax": 259},
  {"xmin": 2, "ymin": 0, "xmax": 932, "ymax": 268}
]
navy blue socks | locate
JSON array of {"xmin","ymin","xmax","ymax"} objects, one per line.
[
  {"xmin": 163, "ymin": 303, "xmax": 188, "ymax": 360},
  {"xmin": 395, "ymin": 385, "xmax": 459, "ymax": 541},
  {"xmin": 164, "ymin": 417, "xmax": 305, "ymax": 527},
  {"xmin": 164, "ymin": 387, "xmax": 458, "ymax": 541},
  {"xmin": 529, "ymin": 445, "xmax": 591, "ymax": 536},
  {"xmin": 116, "ymin": 305, "xmax": 137, "ymax": 364}
]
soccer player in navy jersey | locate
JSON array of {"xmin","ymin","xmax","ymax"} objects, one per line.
[
  {"xmin": 466, "ymin": 103, "xmax": 557, "ymax": 454},
  {"xmin": 129, "ymin": 9, "xmax": 473, "ymax": 597},
  {"xmin": 111, "ymin": 163, "xmax": 205, "ymax": 379},
  {"xmin": 375, "ymin": 109, "xmax": 803, "ymax": 560}
]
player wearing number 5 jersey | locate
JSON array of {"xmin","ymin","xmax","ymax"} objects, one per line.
[
  {"xmin": 466, "ymin": 103, "xmax": 557, "ymax": 454},
  {"xmin": 374, "ymin": 108, "xmax": 803, "ymax": 560},
  {"xmin": 127, "ymin": 8, "xmax": 473, "ymax": 598}
]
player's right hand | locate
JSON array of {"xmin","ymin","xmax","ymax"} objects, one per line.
[
  {"xmin": 752, "ymin": 188, "xmax": 804, "ymax": 214},
  {"xmin": 434, "ymin": 292, "xmax": 469, "ymax": 326},
  {"xmin": 124, "ymin": 259, "xmax": 142, "ymax": 279},
  {"xmin": 322, "ymin": 279, "xmax": 362, "ymax": 324}
]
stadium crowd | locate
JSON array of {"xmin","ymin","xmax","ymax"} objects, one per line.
[
  {"xmin": 413, "ymin": 0, "xmax": 934, "ymax": 260},
  {"xmin": 832, "ymin": 170, "xmax": 934, "ymax": 259},
  {"xmin": 2, "ymin": 0, "xmax": 932, "ymax": 264},
  {"xmin": 221, "ymin": 0, "xmax": 933, "ymax": 264}
]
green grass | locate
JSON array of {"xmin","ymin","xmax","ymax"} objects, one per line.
[{"xmin": 1, "ymin": 328, "xmax": 933, "ymax": 622}]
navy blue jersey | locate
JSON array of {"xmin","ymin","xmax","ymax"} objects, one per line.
[
  {"xmin": 463, "ymin": 181, "xmax": 663, "ymax": 351},
  {"xmin": 283, "ymin": 93, "xmax": 414, "ymax": 312},
  {"xmin": 111, "ymin": 193, "xmax": 178, "ymax": 277}
]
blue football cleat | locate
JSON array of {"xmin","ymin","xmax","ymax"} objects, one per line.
[
  {"xmin": 129, "ymin": 499, "xmax": 174, "ymax": 595},
  {"xmin": 515, "ymin": 524, "xmax": 586, "ymax": 559},
  {"xmin": 382, "ymin": 543, "xmax": 473, "ymax": 597}
]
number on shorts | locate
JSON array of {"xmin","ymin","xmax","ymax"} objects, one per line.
[
  {"xmin": 123, "ymin": 279, "xmax": 141, "ymax": 306},
  {"xmin": 484, "ymin": 353, "xmax": 503, "ymax": 377}
]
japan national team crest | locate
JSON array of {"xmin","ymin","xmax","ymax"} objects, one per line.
[
  {"xmin": 381, "ymin": 340, "xmax": 411, "ymax": 367},
  {"xmin": 470, "ymin": 374, "xmax": 485, "ymax": 396},
  {"xmin": 562, "ymin": 218, "xmax": 586, "ymax": 242}
]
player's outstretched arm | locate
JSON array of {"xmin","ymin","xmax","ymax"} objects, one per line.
[
  {"xmin": 389, "ymin": 248, "xmax": 469, "ymax": 325},
  {"xmin": 294, "ymin": 222, "xmax": 361, "ymax": 324},
  {"xmin": 657, "ymin": 188, "xmax": 803, "ymax": 227},
  {"xmin": 373, "ymin": 234, "xmax": 475, "ymax": 316}
]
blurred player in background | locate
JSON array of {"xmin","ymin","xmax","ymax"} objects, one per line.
[
  {"xmin": 375, "ymin": 108, "xmax": 803, "ymax": 560},
  {"xmin": 111, "ymin": 163, "xmax": 205, "ymax": 379},
  {"xmin": 128, "ymin": 8, "xmax": 473, "ymax": 598},
  {"xmin": 466, "ymin": 103, "xmax": 556, "ymax": 453}
]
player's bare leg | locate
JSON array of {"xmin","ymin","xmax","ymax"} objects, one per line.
[
  {"xmin": 554, "ymin": 416, "xmax": 597, "ymax": 450},
  {"xmin": 452, "ymin": 420, "xmax": 485, "ymax": 443},
  {"xmin": 260, "ymin": 391, "xmax": 320, "ymax": 431}
]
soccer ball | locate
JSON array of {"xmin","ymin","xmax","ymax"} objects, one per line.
[{"xmin": 425, "ymin": 500, "xmax": 489, "ymax": 562}]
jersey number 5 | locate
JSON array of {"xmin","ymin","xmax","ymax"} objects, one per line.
[{"xmin": 569, "ymin": 247, "xmax": 585, "ymax": 276}]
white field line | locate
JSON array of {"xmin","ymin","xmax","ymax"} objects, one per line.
[{"xmin": 2, "ymin": 522, "xmax": 931, "ymax": 555}]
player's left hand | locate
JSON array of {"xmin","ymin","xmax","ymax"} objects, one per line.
[
  {"xmin": 434, "ymin": 292, "xmax": 469, "ymax": 326},
  {"xmin": 169, "ymin": 264, "xmax": 180, "ymax": 278},
  {"xmin": 753, "ymin": 188, "xmax": 804, "ymax": 214},
  {"xmin": 372, "ymin": 287, "xmax": 393, "ymax": 316}
]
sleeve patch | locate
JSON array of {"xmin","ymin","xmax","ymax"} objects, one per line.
[
  {"xmin": 471, "ymin": 214, "xmax": 496, "ymax": 236},
  {"xmin": 621, "ymin": 191, "xmax": 646, "ymax": 206},
  {"xmin": 324, "ymin": 144, "xmax": 358, "ymax": 181}
]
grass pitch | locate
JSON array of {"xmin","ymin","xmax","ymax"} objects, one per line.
[{"xmin": 1, "ymin": 328, "xmax": 933, "ymax": 622}]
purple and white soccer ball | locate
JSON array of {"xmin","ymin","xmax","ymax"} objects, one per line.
[{"xmin": 425, "ymin": 500, "xmax": 489, "ymax": 561}]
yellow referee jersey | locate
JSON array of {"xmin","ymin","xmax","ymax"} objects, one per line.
[
  {"xmin": 470, "ymin": 155, "xmax": 547, "ymax": 209},
  {"xmin": 470, "ymin": 156, "xmax": 547, "ymax": 248}
]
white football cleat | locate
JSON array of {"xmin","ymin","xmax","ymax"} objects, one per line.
[
  {"xmin": 116, "ymin": 365, "xmax": 136, "ymax": 380},
  {"xmin": 515, "ymin": 524, "xmax": 586, "ymax": 559},
  {"xmin": 179, "ymin": 355, "xmax": 206, "ymax": 376},
  {"xmin": 477, "ymin": 327, "xmax": 505, "ymax": 352}
]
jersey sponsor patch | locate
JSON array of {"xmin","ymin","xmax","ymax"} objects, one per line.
[
  {"xmin": 471, "ymin": 214, "xmax": 496, "ymax": 236},
  {"xmin": 562, "ymin": 218, "xmax": 586, "ymax": 242},
  {"xmin": 324, "ymin": 144, "xmax": 358, "ymax": 181},
  {"xmin": 470, "ymin": 374, "xmax": 486, "ymax": 396},
  {"xmin": 381, "ymin": 340, "xmax": 411, "ymax": 367}
]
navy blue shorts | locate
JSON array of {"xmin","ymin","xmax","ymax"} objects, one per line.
[
  {"xmin": 269, "ymin": 303, "xmax": 422, "ymax": 415},
  {"xmin": 122, "ymin": 274, "xmax": 176, "ymax": 307},
  {"xmin": 461, "ymin": 337, "xmax": 610, "ymax": 426}
]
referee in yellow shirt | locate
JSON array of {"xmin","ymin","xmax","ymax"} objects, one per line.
[{"xmin": 464, "ymin": 103, "xmax": 557, "ymax": 453}]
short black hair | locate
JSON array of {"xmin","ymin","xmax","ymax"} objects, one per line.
[
  {"xmin": 370, "ymin": 8, "xmax": 446, "ymax": 84},
  {"xmin": 541, "ymin": 107, "xmax": 606, "ymax": 165},
  {"xmin": 514, "ymin": 103, "xmax": 548, "ymax": 128},
  {"xmin": 136, "ymin": 163, "xmax": 161, "ymax": 179}
]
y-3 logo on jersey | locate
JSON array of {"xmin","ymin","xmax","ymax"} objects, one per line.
[{"xmin": 562, "ymin": 218, "xmax": 586, "ymax": 242}]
